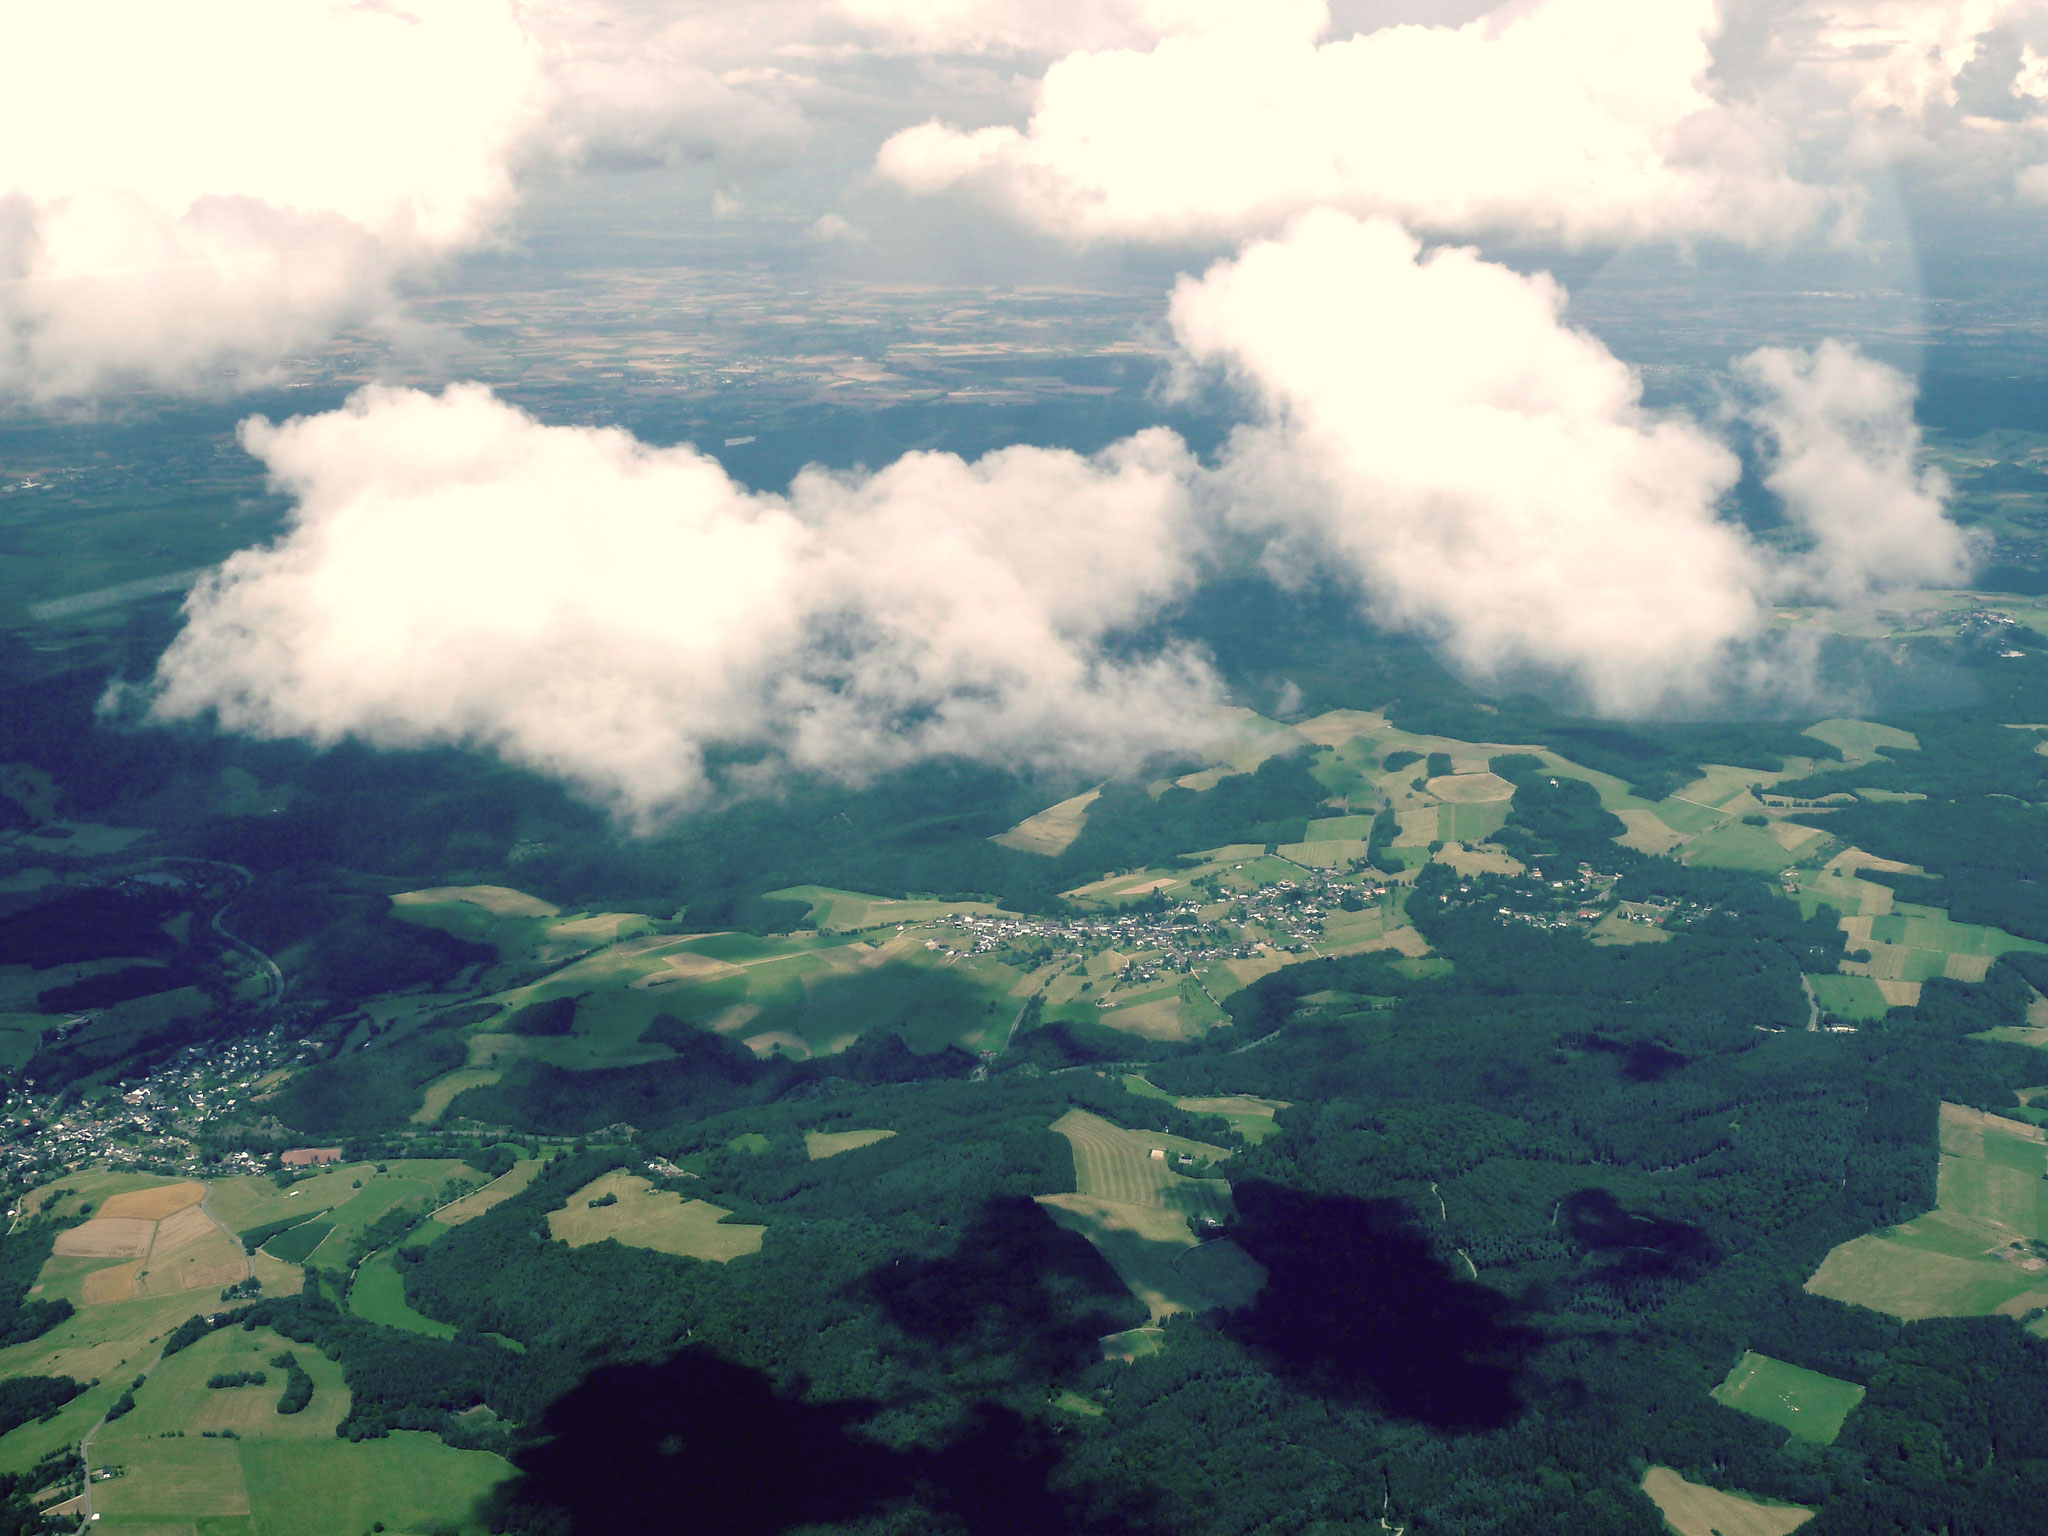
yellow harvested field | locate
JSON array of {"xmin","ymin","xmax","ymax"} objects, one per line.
[
  {"xmin": 1614, "ymin": 809, "xmax": 1688, "ymax": 856},
  {"xmin": 992, "ymin": 787, "xmax": 1101, "ymax": 856},
  {"xmin": 1640, "ymin": 1467, "xmax": 1812, "ymax": 1536},
  {"xmin": 548, "ymin": 1172, "xmax": 764, "ymax": 1262},
  {"xmin": 1875, "ymin": 978, "xmax": 1923, "ymax": 1007},
  {"xmin": 1769, "ymin": 820, "xmax": 1827, "ymax": 853},
  {"xmin": 1432, "ymin": 843, "xmax": 1525, "ymax": 877},
  {"xmin": 53, "ymin": 1218, "xmax": 154, "ymax": 1258},
  {"xmin": 1051, "ymin": 1109, "xmax": 1233, "ymax": 1221},
  {"xmin": 805, "ymin": 1128, "xmax": 897, "ymax": 1160},
  {"xmin": 392, "ymin": 884, "xmax": 559, "ymax": 917},
  {"xmin": 80, "ymin": 1261, "xmax": 142, "ymax": 1304},
  {"xmin": 1292, "ymin": 709, "xmax": 1389, "ymax": 745},
  {"xmin": 1096, "ymin": 997, "xmax": 1198, "ymax": 1041},
  {"xmin": 99, "ymin": 1182, "xmax": 204, "ymax": 1220},
  {"xmin": 1426, "ymin": 772, "xmax": 1514, "ymax": 803},
  {"xmin": 1392, "ymin": 808, "xmax": 1439, "ymax": 846}
]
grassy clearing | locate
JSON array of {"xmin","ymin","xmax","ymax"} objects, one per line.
[
  {"xmin": 804, "ymin": 1128, "xmax": 896, "ymax": 1160},
  {"xmin": 98, "ymin": 1324, "xmax": 349, "ymax": 1443},
  {"xmin": 1710, "ymin": 1351, "xmax": 1865, "ymax": 1444},
  {"xmin": 1051, "ymin": 1109, "xmax": 1233, "ymax": 1224},
  {"xmin": 767, "ymin": 886, "xmax": 1008, "ymax": 932},
  {"xmin": 547, "ymin": 1171, "xmax": 763, "ymax": 1262},
  {"xmin": 1176, "ymin": 1094, "xmax": 1289, "ymax": 1145},
  {"xmin": 434, "ymin": 1159, "xmax": 543, "ymax": 1226},
  {"xmin": 1639, "ymin": 1467, "xmax": 1812, "ymax": 1536},
  {"xmin": 1806, "ymin": 1103, "xmax": 2048, "ymax": 1320},
  {"xmin": 1803, "ymin": 718, "xmax": 1919, "ymax": 761},
  {"xmin": 991, "ymin": 787, "xmax": 1101, "ymax": 856},
  {"xmin": 348, "ymin": 1251, "xmax": 456, "ymax": 1340},
  {"xmin": 1682, "ymin": 821, "xmax": 1794, "ymax": 872},
  {"xmin": 1809, "ymin": 973, "xmax": 1891, "ymax": 1021},
  {"xmin": 1035, "ymin": 1195, "xmax": 1209, "ymax": 1321},
  {"xmin": 1173, "ymin": 1237, "xmax": 1268, "ymax": 1310},
  {"xmin": 88, "ymin": 1429, "xmax": 508, "ymax": 1536}
]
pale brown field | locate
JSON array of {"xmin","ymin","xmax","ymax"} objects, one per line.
[
  {"xmin": 79, "ymin": 1261, "xmax": 142, "ymax": 1304},
  {"xmin": 53, "ymin": 1219, "xmax": 154, "ymax": 1258},
  {"xmin": 99, "ymin": 1182, "xmax": 204, "ymax": 1221},
  {"xmin": 1426, "ymin": 772, "xmax": 1514, "ymax": 803},
  {"xmin": 1640, "ymin": 1467, "xmax": 1812, "ymax": 1536}
]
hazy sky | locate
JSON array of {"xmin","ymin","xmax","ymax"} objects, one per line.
[{"xmin": 10, "ymin": 0, "xmax": 2048, "ymax": 815}]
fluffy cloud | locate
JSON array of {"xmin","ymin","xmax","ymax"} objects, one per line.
[
  {"xmin": 876, "ymin": 0, "xmax": 1828, "ymax": 247},
  {"xmin": 1737, "ymin": 339, "xmax": 1975, "ymax": 598},
  {"xmin": 0, "ymin": 0, "xmax": 546, "ymax": 401},
  {"xmin": 1171, "ymin": 213, "xmax": 1971, "ymax": 710},
  {"xmin": 144, "ymin": 385, "xmax": 1215, "ymax": 822}
]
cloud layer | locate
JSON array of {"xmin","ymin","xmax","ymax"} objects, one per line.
[
  {"xmin": 876, "ymin": 0, "xmax": 1827, "ymax": 247},
  {"xmin": 145, "ymin": 385, "xmax": 1214, "ymax": 821},
  {"xmin": 1174, "ymin": 214, "xmax": 1975, "ymax": 712},
  {"xmin": 876, "ymin": 0, "xmax": 2048, "ymax": 247},
  {"xmin": 144, "ymin": 222, "xmax": 1973, "ymax": 809}
]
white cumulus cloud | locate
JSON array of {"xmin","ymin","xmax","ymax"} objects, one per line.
[
  {"xmin": 1737, "ymin": 339, "xmax": 1976, "ymax": 599},
  {"xmin": 143, "ymin": 384, "xmax": 1216, "ymax": 823},
  {"xmin": 1171, "ymin": 213, "xmax": 1972, "ymax": 710},
  {"xmin": 876, "ymin": 0, "xmax": 1828, "ymax": 248},
  {"xmin": 0, "ymin": 0, "xmax": 546, "ymax": 401}
]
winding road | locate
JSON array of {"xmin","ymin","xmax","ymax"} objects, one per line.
[{"xmin": 190, "ymin": 861, "xmax": 283, "ymax": 1013}]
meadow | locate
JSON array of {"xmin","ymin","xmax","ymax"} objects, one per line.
[
  {"xmin": 546, "ymin": 1171, "xmax": 764, "ymax": 1263},
  {"xmin": 1806, "ymin": 1103, "xmax": 2048, "ymax": 1327},
  {"xmin": 1709, "ymin": 1350, "xmax": 1865, "ymax": 1444},
  {"xmin": 804, "ymin": 1128, "xmax": 896, "ymax": 1160}
]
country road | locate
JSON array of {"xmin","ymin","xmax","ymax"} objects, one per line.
[{"xmin": 195, "ymin": 861, "xmax": 284, "ymax": 1013}]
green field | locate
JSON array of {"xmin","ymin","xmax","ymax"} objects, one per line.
[
  {"xmin": 1809, "ymin": 973, "xmax": 1891, "ymax": 1021},
  {"xmin": 348, "ymin": 1251, "xmax": 457, "ymax": 1340},
  {"xmin": 768, "ymin": 885, "xmax": 1009, "ymax": 931},
  {"xmin": 97, "ymin": 1325, "xmax": 349, "ymax": 1443},
  {"xmin": 1051, "ymin": 1109, "xmax": 1234, "ymax": 1224},
  {"xmin": 804, "ymin": 1128, "xmax": 896, "ymax": 1160},
  {"xmin": 1710, "ymin": 1351, "xmax": 1865, "ymax": 1444},
  {"xmin": 547, "ymin": 1171, "xmax": 764, "ymax": 1262},
  {"xmin": 88, "ymin": 1431, "xmax": 510, "ymax": 1536},
  {"xmin": 1807, "ymin": 1103, "xmax": 2048, "ymax": 1326},
  {"xmin": 1682, "ymin": 820, "xmax": 1797, "ymax": 872}
]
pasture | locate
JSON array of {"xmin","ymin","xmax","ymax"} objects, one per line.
[
  {"xmin": 1806, "ymin": 1103, "xmax": 2048, "ymax": 1323},
  {"xmin": 349, "ymin": 1251, "xmax": 457, "ymax": 1340},
  {"xmin": 95, "ymin": 1324, "xmax": 348, "ymax": 1443},
  {"xmin": 87, "ymin": 1429, "xmax": 508, "ymax": 1536},
  {"xmin": 1052, "ymin": 1109, "xmax": 1234, "ymax": 1224},
  {"xmin": 1639, "ymin": 1467, "xmax": 1812, "ymax": 1536},
  {"xmin": 767, "ymin": 886, "xmax": 1009, "ymax": 932},
  {"xmin": 1122, "ymin": 1076, "xmax": 1289, "ymax": 1145},
  {"xmin": 547, "ymin": 1171, "xmax": 764, "ymax": 1262},
  {"xmin": 1041, "ymin": 1109, "xmax": 1241, "ymax": 1320},
  {"xmin": 1809, "ymin": 973, "xmax": 1890, "ymax": 1021},
  {"xmin": 990, "ymin": 786, "xmax": 1101, "ymax": 856},
  {"xmin": 1034, "ymin": 1194, "xmax": 1211, "ymax": 1321},
  {"xmin": 434, "ymin": 1158, "xmax": 544, "ymax": 1225},
  {"xmin": 804, "ymin": 1128, "xmax": 896, "ymax": 1160},
  {"xmin": 1710, "ymin": 1351, "xmax": 1865, "ymax": 1444}
]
